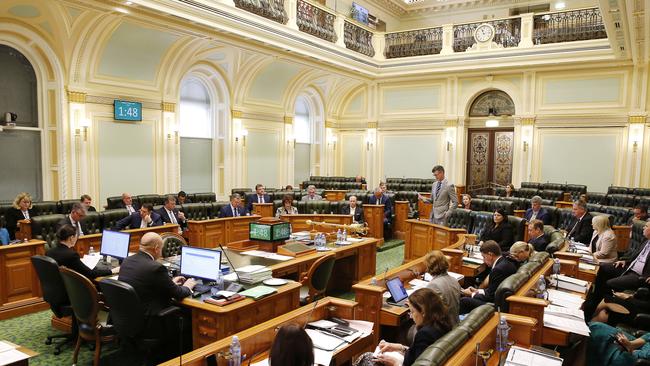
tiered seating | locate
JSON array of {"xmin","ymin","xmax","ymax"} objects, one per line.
[{"xmin": 106, "ymin": 192, "xmax": 217, "ymax": 209}]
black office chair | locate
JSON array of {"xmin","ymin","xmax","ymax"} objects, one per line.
[
  {"xmin": 299, "ymin": 253, "xmax": 336, "ymax": 305},
  {"xmin": 99, "ymin": 278, "xmax": 181, "ymax": 365},
  {"xmin": 30, "ymin": 255, "xmax": 76, "ymax": 355},
  {"xmin": 59, "ymin": 267, "xmax": 116, "ymax": 366}
]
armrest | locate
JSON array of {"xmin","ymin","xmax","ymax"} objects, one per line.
[
  {"xmin": 635, "ymin": 313, "xmax": 650, "ymax": 331},
  {"xmin": 635, "ymin": 360, "xmax": 650, "ymax": 366},
  {"xmin": 635, "ymin": 287, "xmax": 650, "ymax": 301},
  {"xmin": 156, "ymin": 306, "xmax": 181, "ymax": 318}
]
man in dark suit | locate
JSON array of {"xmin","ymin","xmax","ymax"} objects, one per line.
[
  {"xmin": 459, "ymin": 240, "xmax": 517, "ymax": 314},
  {"xmin": 117, "ymin": 192, "xmax": 139, "ymax": 215},
  {"xmin": 177, "ymin": 190, "xmax": 191, "ymax": 205},
  {"xmin": 156, "ymin": 195, "xmax": 186, "ymax": 232},
  {"xmin": 341, "ymin": 195, "xmax": 364, "ymax": 224},
  {"xmin": 118, "ymin": 232, "xmax": 196, "ymax": 357},
  {"xmin": 566, "ymin": 200, "xmax": 593, "ymax": 244},
  {"xmin": 584, "ymin": 220, "xmax": 650, "ymax": 318},
  {"xmin": 369, "ymin": 187, "xmax": 393, "ymax": 239},
  {"xmin": 219, "ymin": 194, "xmax": 249, "ymax": 218},
  {"xmin": 114, "ymin": 203, "xmax": 162, "ymax": 230},
  {"xmin": 246, "ymin": 184, "xmax": 271, "ymax": 212},
  {"xmin": 524, "ymin": 196, "xmax": 550, "ymax": 225},
  {"xmin": 80, "ymin": 194, "xmax": 97, "ymax": 212},
  {"xmin": 57, "ymin": 202, "xmax": 87, "ymax": 236},
  {"xmin": 527, "ymin": 219, "xmax": 548, "ymax": 252}
]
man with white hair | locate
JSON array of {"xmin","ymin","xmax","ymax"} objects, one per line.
[
  {"xmin": 369, "ymin": 186, "xmax": 393, "ymax": 238},
  {"xmin": 301, "ymin": 185, "xmax": 322, "ymax": 201},
  {"xmin": 524, "ymin": 195, "xmax": 550, "ymax": 224}
]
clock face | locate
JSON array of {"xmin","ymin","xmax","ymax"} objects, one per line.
[{"xmin": 475, "ymin": 24, "xmax": 494, "ymax": 43}]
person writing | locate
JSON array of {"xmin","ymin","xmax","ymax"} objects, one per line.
[{"xmin": 47, "ymin": 225, "xmax": 119, "ymax": 278}]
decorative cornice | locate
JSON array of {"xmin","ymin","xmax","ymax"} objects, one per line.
[
  {"xmin": 367, "ymin": 121, "xmax": 378, "ymax": 129},
  {"xmin": 325, "ymin": 121, "xmax": 336, "ymax": 128},
  {"xmin": 444, "ymin": 119, "xmax": 458, "ymax": 127},
  {"xmin": 161, "ymin": 102, "xmax": 176, "ymax": 113},
  {"xmin": 232, "ymin": 110, "xmax": 244, "ymax": 119},
  {"xmin": 67, "ymin": 90, "xmax": 86, "ymax": 104},
  {"xmin": 284, "ymin": 116, "xmax": 293, "ymax": 124},
  {"xmin": 520, "ymin": 117, "xmax": 536, "ymax": 125},
  {"xmin": 629, "ymin": 115, "xmax": 647, "ymax": 124}
]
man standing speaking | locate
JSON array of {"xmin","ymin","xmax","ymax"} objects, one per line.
[{"xmin": 419, "ymin": 165, "xmax": 457, "ymax": 225}]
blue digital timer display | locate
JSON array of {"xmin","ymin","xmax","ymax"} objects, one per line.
[{"xmin": 114, "ymin": 100, "xmax": 142, "ymax": 121}]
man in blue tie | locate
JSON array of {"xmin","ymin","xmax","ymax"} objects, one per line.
[
  {"xmin": 419, "ymin": 165, "xmax": 457, "ymax": 226},
  {"xmin": 219, "ymin": 194, "xmax": 249, "ymax": 218}
]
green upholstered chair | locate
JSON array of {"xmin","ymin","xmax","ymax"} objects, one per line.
[
  {"xmin": 105, "ymin": 196, "xmax": 126, "ymax": 210},
  {"xmin": 469, "ymin": 211, "xmax": 492, "ymax": 238},
  {"xmin": 608, "ymin": 194, "xmax": 636, "ymax": 208},
  {"xmin": 160, "ymin": 232, "xmax": 187, "ymax": 257},
  {"xmin": 544, "ymin": 226, "xmax": 566, "ymax": 254},
  {"xmin": 81, "ymin": 211, "xmax": 102, "ymax": 235},
  {"xmin": 191, "ymin": 192, "xmax": 216, "ymax": 203},
  {"xmin": 515, "ymin": 187, "xmax": 539, "ymax": 199},
  {"xmin": 99, "ymin": 209, "xmax": 129, "ymax": 230},
  {"xmin": 447, "ymin": 208, "xmax": 472, "ymax": 230},
  {"xmin": 489, "ymin": 200, "xmax": 514, "ymax": 215},
  {"xmin": 32, "ymin": 201, "xmax": 59, "ymax": 217},
  {"xmin": 299, "ymin": 253, "xmax": 336, "ymax": 305},
  {"xmin": 59, "ymin": 267, "xmax": 116, "ymax": 366},
  {"xmin": 0, "ymin": 203, "xmax": 12, "ymax": 229},
  {"xmin": 494, "ymin": 271, "xmax": 530, "ymax": 312},
  {"xmin": 137, "ymin": 194, "xmax": 163, "ymax": 207},
  {"xmin": 604, "ymin": 206, "xmax": 634, "ymax": 226},
  {"xmin": 521, "ymin": 182, "xmax": 542, "ymax": 189},
  {"xmin": 542, "ymin": 183, "xmax": 566, "ymax": 192},
  {"xmin": 566, "ymin": 184, "xmax": 587, "ymax": 200},
  {"xmin": 539, "ymin": 189, "xmax": 564, "ymax": 203},
  {"xmin": 58, "ymin": 199, "xmax": 80, "ymax": 214},
  {"xmin": 507, "ymin": 215, "xmax": 526, "ymax": 242},
  {"xmin": 31, "ymin": 214, "xmax": 65, "ymax": 250},
  {"xmin": 179, "ymin": 203, "xmax": 209, "ymax": 221},
  {"xmin": 208, "ymin": 202, "xmax": 228, "ymax": 218},
  {"xmin": 608, "ymin": 186, "xmax": 632, "ymax": 195}
]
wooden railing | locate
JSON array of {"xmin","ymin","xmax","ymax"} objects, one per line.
[
  {"xmin": 234, "ymin": 0, "xmax": 288, "ymax": 24},
  {"xmin": 453, "ymin": 17, "xmax": 521, "ymax": 52},
  {"xmin": 384, "ymin": 27, "xmax": 442, "ymax": 59},
  {"xmin": 296, "ymin": 0, "xmax": 337, "ymax": 42},
  {"xmin": 533, "ymin": 7, "xmax": 606, "ymax": 45},
  {"xmin": 344, "ymin": 21, "xmax": 375, "ymax": 57}
]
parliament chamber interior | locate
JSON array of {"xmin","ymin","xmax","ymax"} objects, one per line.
[{"xmin": 1, "ymin": 0, "xmax": 650, "ymax": 365}]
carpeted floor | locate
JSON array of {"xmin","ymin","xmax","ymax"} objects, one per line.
[{"xmin": 0, "ymin": 240, "xmax": 404, "ymax": 365}]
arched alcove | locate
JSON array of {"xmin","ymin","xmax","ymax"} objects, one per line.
[{"xmin": 469, "ymin": 90, "xmax": 515, "ymax": 117}]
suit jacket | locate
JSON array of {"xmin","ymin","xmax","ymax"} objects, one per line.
[
  {"xmin": 118, "ymin": 251, "xmax": 191, "ymax": 316},
  {"xmin": 567, "ymin": 213, "xmax": 593, "ymax": 245},
  {"xmin": 46, "ymin": 244, "xmax": 111, "ymax": 279},
  {"xmin": 300, "ymin": 194, "xmax": 323, "ymax": 202},
  {"xmin": 474, "ymin": 256, "xmax": 517, "ymax": 303},
  {"xmin": 524, "ymin": 207, "xmax": 550, "ymax": 225},
  {"xmin": 275, "ymin": 206, "xmax": 298, "ymax": 217},
  {"xmin": 156, "ymin": 207, "xmax": 186, "ymax": 228},
  {"xmin": 428, "ymin": 179, "xmax": 458, "ymax": 222},
  {"xmin": 528, "ymin": 234, "xmax": 549, "ymax": 252},
  {"xmin": 480, "ymin": 223, "xmax": 514, "ymax": 253},
  {"xmin": 5, "ymin": 207, "xmax": 35, "ymax": 240},
  {"xmin": 246, "ymin": 194, "xmax": 271, "ymax": 212},
  {"xmin": 426, "ymin": 273, "xmax": 461, "ymax": 326},
  {"xmin": 623, "ymin": 240, "xmax": 650, "ymax": 277},
  {"xmin": 368, "ymin": 194, "xmax": 392, "ymax": 220},
  {"xmin": 340, "ymin": 205, "xmax": 364, "ymax": 224},
  {"xmin": 403, "ymin": 325, "xmax": 445, "ymax": 366},
  {"xmin": 87, "ymin": 206, "xmax": 97, "ymax": 212},
  {"xmin": 56, "ymin": 216, "xmax": 85, "ymax": 236},
  {"xmin": 218, "ymin": 205, "xmax": 249, "ymax": 218},
  {"xmin": 116, "ymin": 202, "xmax": 140, "ymax": 214},
  {"xmin": 114, "ymin": 212, "xmax": 162, "ymax": 230},
  {"xmin": 590, "ymin": 229, "xmax": 618, "ymax": 263}
]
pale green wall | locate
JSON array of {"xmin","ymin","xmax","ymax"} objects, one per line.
[
  {"xmin": 180, "ymin": 137, "xmax": 213, "ymax": 193},
  {"xmin": 341, "ymin": 135, "xmax": 363, "ymax": 176},
  {"xmin": 345, "ymin": 92, "xmax": 364, "ymax": 114},
  {"xmin": 540, "ymin": 133, "xmax": 618, "ymax": 192},
  {"xmin": 294, "ymin": 143, "xmax": 311, "ymax": 186},
  {"xmin": 98, "ymin": 120, "xmax": 155, "ymax": 206},
  {"xmin": 247, "ymin": 130, "xmax": 279, "ymax": 188},
  {"xmin": 544, "ymin": 76, "xmax": 621, "ymax": 104},
  {"xmin": 98, "ymin": 22, "xmax": 179, "ymax": 82},
  {"xmin": 382, "ymin": 85, "xmax": 441, "ymax": 112},
  {"xmin": 0, "ymin": 130, "xmax": 42, "ymax": 200},
  {"xmin": 382, "ymin": 134, "xmax": 440, "ymax": 179},
  {"xmin": 248, "ymin": 61, "xmax": 301, "ymax": 103}
]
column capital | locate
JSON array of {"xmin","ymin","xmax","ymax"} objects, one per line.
[
  {"xmin": 367, "ymin": 121, "xmax": 378, "ymax": 129},
  {"xmin": 161, "ymin": 102, "xmax": 175, "ymax": 113},
  {"xmin": 628, "ymin": 114, "xmax": 647, "ymax": 124},
  {"xmin": 520, "ymin": 117, "xmax": 536, "ymax": 125},
  {"xmin": 232, "ymin": 110, "xmax": 244, "ymax": 119},
  {"xmin": 284, "ymin": 116, "xmax": 294, "ymax": 124},
  {"xmin": 67, "ymin": 90, "xmax": 86, "ymax": 103},
  {"xmin": 325, "ymin": 120, "xmax": 336, "ymax": 129},
  {"xmin": 444, "ymin": 118, "xmax": 459, "ymax": 127}
]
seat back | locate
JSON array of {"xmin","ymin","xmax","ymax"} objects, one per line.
[
  {"xmin": 607, "ymin": 194, "xmax": 636, "ymax": 208},
  {"xmin": 98, "ymin": 278, "xmax": 145, "ymax": 339},
  {"xmin": 161, "ymin": 233, "xmax": 187, "ymax": 257},
  {"xmin": 137, "ymin": 194, "xmax": 163, "ymax": 207},
  {"xmin": 542, "ymin": 183, "xmax": 566, "ymax": 192},
  {"xmin": 585, "ymin": 192, "xmax": 607, "ymax": 205},
  {"xmin": 58, "ymin": 199, "xmax": 80, "ymax": 214},
  {"xmin": 591, "ymin": 212, "xmax": 614, "ymax": 228},
  {"xmin": 539, "ymin": 189, "xmax": 563, "ymax": 203},
  {"xmin": 469, "ymin": 211, "xmax": 493, "ymax": 237},
  {"xmin": 633, "ymin": 188, "xmax": 650, "ymax": 197},
  {"xmin": 603, "ymin": 206, "xmax": 634, "ymax": 226},
  {"xmin": 566, "ymin": 184, "xmax": 587, "ymax": 200},
  {"xmin": 100, "ymin": 209, "xmax": 130, "ymax": 230},
  {"xmin": 191, "ymin": 192, "xmax": 216, "ymax": 203},
  {"xmin": 447, "ymin": 209, "xmax": 472, "ymax": 230},
  {"xmin": 31, "ymin": 255, "xmax": 70, "ymax": 318},
  {"xmin": 106, "ymin": 196, "xmax": 125, "ymax": 210},
  {"xmin": 508, "ymin": 216, "xmax": 526, "ymax": 242},
  {"xmin": 470, "ymin": 198, "xmax": 487, "ymax": 212},
  {"xmin": 628, "ymin": 220, "xmax": 648, "ymax": 258},
  {"xmin": 32, "ymin": 201, "xmax": 59, "ymax": 217},
  {"xmin": 494, "ymin": 271, "xmax": 529, "ymax": 312},
  {"xmin": 516, "ymin": 188, "xmax": 539, "ymax": 199},
  {"xmin": 0, "ymin": 203, "xmax": 13, "ymax": 229},
  {"xmin": 608, "ymin": 186, "xmax": 632, "ymax": 195},
  {"xmin": 520, "ymin": 182, "xmax": 541, "ymax": 189},
  {"xmin": 59, "ymin": 267, "xmax": 100, "ymax": 330},
  {"xmin": 31, "ymin": 214, "xmax": 66, "ymax": 249},
  {"xmin": 305, "ymin": 201, "xmax": 330, "ymax": 214},
  {"xmin": 180, "ymin": 203, "xmax": 209, "ymax": 220},
  {"xmin": 304, "ymin": 253, "xmax": 336, "ymax": 301},
  {"xmin": 488, "ymin": 200, "xmax": 514, "ymax": 215},
  {"xmin": 502, "ymin": 197, "xmax": 526, "ymax": 211},
  {"xmin": 555, "ymin": 208, "xmax": 574, "ymax": 231},
  {"xmin": 540, "ymin": 205, "xmax": 558, "ymax": 228},
  {"xmin": 81, "ymin": 211, "xmax": 102, "ymax": 234}
]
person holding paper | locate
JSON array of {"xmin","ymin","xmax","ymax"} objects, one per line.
[
  {"xmin": 587, "ymin": 322, "xmax": 650, "ymax": 365},
  {"xmin": 268, "ymin": 324, "xmax": 314, "ymax": 366},
  {"xmin": 46, "ymin": 225, "xmax": 118, "ymax": 278}
]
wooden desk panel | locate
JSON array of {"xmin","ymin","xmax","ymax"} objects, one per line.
[
  {"xmin": 613, "ymin": 225, "xmax": 632, "ymax": 252},
  {"xmin": 324, "ymin": 190, "xmax": 346, "ymax": 201},
  {"xmin": 74, "ymin": 224, "xmax": 179, "ymax": 256},
  {"xmin": 280, "ymin": 214, "xmax": 351, "ymax": 234},
  {"xmin": 251, "ymin": 203, "xmax": 273, "ymax": 218},
  {"xmin": 404, "ymin": 219, "xmax": 466, "ymax": 261},
  {"xmin": 418, "ymin": 199, "xmax": 432, "ymax": 221},
  {"xmin": 161, "ymin": 297, "xmax": 370, "ymax": 366},
  {"xmin": 363, "ymin": 205, "xmax": 385, "ymax": 239},
  {"xmin": 0, "ymin": 240, "xmax": 49, "ymax": 320},
  {"xmin": 186, "ymin": 216, "xmax": 260, "ymax": 247},
  {"xmin": 393, "ymin": 201, "xmax": 409, "ymax": 240}
]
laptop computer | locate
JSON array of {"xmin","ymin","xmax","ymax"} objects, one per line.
[{"xmin": 385, "ymin": 277, "xmax": 409, "ymax": 307}]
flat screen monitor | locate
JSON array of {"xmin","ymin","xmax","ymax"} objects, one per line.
[
  {"xmin": 351, "ymin": 2, "xmax": 369, "ymax": 25},
  {"xmin": 100, "ymin": 230, "xmax": 131, "ymax": 259},
  {"xmin": 385, "ymin": 277, "xmax": 408, "ymax": 303},
  {"xmin": 180, "ymin": 246, "xmax": 222, "ymax": 281}
]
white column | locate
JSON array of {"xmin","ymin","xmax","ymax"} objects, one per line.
[
  {"xmin": 335, "ymin": 16, "xmax": 346, "ymax": 47},
  {"xmin": 285, "ymin": 0, "xmax": 299, "ymax": 30},
  {"xmin": 67, "ymin": 91, "xmax": 88, "ymax": 199},
  {"xmin": 285, "ymin": 117, "xmax": 295, "ymax": 186},
  {"xmin": 518, "ymin": 13, "xmax": 534, "ymax": 48},
  {"xmin": 162, "ymin": 102, "xmax": 178, "ymax": 193},
  {"xmin": 440, "ymin": 24, "xmax": 455, "ymax": 55},
  {"xmin": 365, "ymin": 124, "xmax": 377, "ymax": 185},
  {"xmin": 372, "ymin": 32, "xmax": 385, "ymax": 61},
  {"xmin": 626, "ymin": 116, "xmax": 647, "ymax": 187}
]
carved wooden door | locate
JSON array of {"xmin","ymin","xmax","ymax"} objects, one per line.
[{"xmin": 466, "ymin": 129, "xmax": 514, "ymax": 194}]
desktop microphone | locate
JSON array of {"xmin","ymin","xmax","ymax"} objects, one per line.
[
  {"xmin": 303, "ymin": 300, "xmax": 319, "ymax": 329},
  {"xmin": 218, "ymin": 244, "xmax": 242, "ymax": 283},
  {"xmin": 552, "ymin": 258, "xmax": 561, "ymax": 290},
  {"xmin": 382, "ymin": 267, "xmax": 389, "ymax": 285}
]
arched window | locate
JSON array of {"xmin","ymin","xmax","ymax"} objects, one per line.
[
  {"xmin": 179, "ymin": 77, "xmax": 213, "ymax": 192},
  {"xmin": 0, "ymin": 45, "xmax": 42, "ymax": 200}
]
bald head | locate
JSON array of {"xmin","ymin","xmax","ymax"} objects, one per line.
[{"xmin": 140, "ymin": 232, "xmax": 163, "ymax": 258}]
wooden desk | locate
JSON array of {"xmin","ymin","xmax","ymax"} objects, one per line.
[
  {"xmin": 160, "ymin": 297, "xmax": 372, "ymax": 366},
  {"xmin": 251, "ymin": 203, "xmax": 273, "ymax": 218},
  {"xmin": 393, "ymin": 201, "xmax": 409, "ymax": 240},
  {"xmin": 0, "ymin": 341, "xmax": 39, "ymax": 365},
  {"xmin": 404, "ymin": 219, "xmax": 466, "ymax": 261},
  {"xmin": 554, "ymin": 248, "xmax": 599, "ymax": 282},
  {"xmin": 0, "ymin": 240, "xmax": 48, "ymax": 320},
  {"xmin": 186, "ymin": 216, "xmax": 260, "ymax": 248},
  {"xmin": 183, "ymin": 281, "xmax": 301, "ymax": 348},
  {"xmin": 555, "ymin": 201, "xmax": 573, "ymax": 209},
  {"xmin": 279, "ymin": 214, "xmax": 352, "ymax": 234},
  {"xmin": 440, "ymin": 233, "xmax": 485, "ymax": 279},
  {"xmin": 418, "ymin": 198, "xmax": 432, "ymax": 221},
  {"xmin": 363, "ymin": 204, "xmax": 385, "ymax": 239},
  {"xmin": 74, "ymin": 224, "xmax": 179, "ymax": 256},
  {"xmin": 324, "ymin": 190, "xmax": 347, "ymax": 201}
]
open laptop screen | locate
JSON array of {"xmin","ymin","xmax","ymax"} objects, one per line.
[{"xmin": 385, "ymin": 277, "xmax": 408, "ymax": 303}]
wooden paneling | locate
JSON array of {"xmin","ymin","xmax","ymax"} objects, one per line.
[
  {"xmin": 324, "ymin": 190, "xmax": 346, "ymax": 201},
  {"xmin": 363, "ymin": 205, "xmax": 384, "ymax": 239},
  {"xmin": 252, "ymin": 203, "xmax": 273, "ymax": 217},
  {"xmin": 393, "ymin": 201, "xmax": 409, "ymax": 239},
  {"xmin": 186, "ymin": 216, "xmax": 260, "ymax": 247},
  {"xmin": 404, "ymin": 219, "xmax": 466, "ymax": 261}
]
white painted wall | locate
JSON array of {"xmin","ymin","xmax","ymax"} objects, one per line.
[{"xmin": 246, "ymin": 130, "xmax": 280, "ymax": 188}]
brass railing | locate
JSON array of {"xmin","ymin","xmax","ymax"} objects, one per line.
[
  {"xmin": 384, "ymin": 27, "xmax": 443, "ymax": 59},
  {"xmin": 453, "ymin": 18, "xmax": 521, "ymax": 53},
  {"xmin": 296, "ymin": 0, "xmax": 337, "ymax": 42},
  {"xmin": 533, "ymin": 7, "xmax": 606, "ymax": 44},
  {"xmin": 344, "ymin": 21, "xmax": 375, "ymax": 57},
  {"xmin": 234, "ymin": 0, "xmax": 288, "ymax": 24}
]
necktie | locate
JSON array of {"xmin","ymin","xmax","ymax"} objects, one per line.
[
  {"xmin": 530, "ymin": 211, "xmax": 537, "ymax": 220},
  {"xmin": 235, "ymin": 207, "xmax": 239, "ymax": 217},
  {"xmin": 435, "ymin": 181, "xmax": 442, "ymax": 198},
  {"xmin": 258, "ymin": 196, "xmax": 262, "ymax": 204},
  {"xmin": 642, "ymin": 243, "xmax": 650, "ymax": 276},
  {"xmin": 127, "ymin": 205, "xmax": 134, "ymax": 214},
  {"xmin": 590, "ymin": 234, "xmax": 599, "ymax": 252},
  {"xmin": 567, "ymin": 217, "xmax": 581, "ymax": 238},
  {"xmin": 169, "ymin": 210, "xmax": 177, "ymax": 224}
]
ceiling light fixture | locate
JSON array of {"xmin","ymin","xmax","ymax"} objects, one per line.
[
  {"xmin": 554, "ymin": 2, "xmax": 566, "ymax": 10},
  {"xmin": 485, "ymin": 107, "xmax": 499, "ymax": 127},
  {"xmin": 125, "ymin": 1, "xmax": 133, "ymax": 4}
]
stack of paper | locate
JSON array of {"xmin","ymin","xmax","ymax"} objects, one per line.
[
  {"xmin": 580, "ymin": 254, "xmax": 596, "ymax": 265},
  {"xmin": 291, "ymin": 231, "xmax": 311, "ymax": 241},
  {"xmin": 579, "ymin": 262, "xmax": 597, "ymax": 271},
  {"xmin": 547, "ymin": 289, "xmax": 585, "ymax": 308},
  {"xmin": 0, "ymin": 341, "xmax": 30, "ymax": 365},
  {"xmin": 504, "ymin": 346, "xmax": 563, "ymax": 366},
  {"xmin": 241, "ymin": 250, "xmax": 293, "ymax": 261},
  {"xmin": 236, "ymin": 265, "xmax": 272, "ymax": 284},
  {"xmin": 239, "ymin": 285, "xmax": 277, "ymax": 300},
  {"xmin": 544, "ymin": 290, "xmax": 590, "ymax": 336},
  {"xmin": 463, "ymin": 256, "xmax": 483, "ymax": 265},
  {"xmin": 549, "ymin": 274, "xmax": 588, "ymax": 293}
]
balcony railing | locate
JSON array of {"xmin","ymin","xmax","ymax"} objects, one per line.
[
  {"xmin": 234, "ymin": 0, "xmax": 288, "ymax": 24},
  {"xmin": 533, "ymin": 7, "xmax": 606, "ymax": 44},
  {"xmin": 344, "ymin": 21, "xmax": 375, "ymax": 57},
  {"xmin": 296, "ymin": 0, "xmax": 337, "ymax": 43},
  {"xmin": 453, "ymin": 18, "xmax": 521, "ymax": 52},
  {"xmin": 384, "ymin": 28, "xmax": 442, "ymax": 59}
]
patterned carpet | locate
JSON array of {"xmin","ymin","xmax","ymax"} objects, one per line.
[{"xmin": 0, "ymin": 240, "xmax": 404, "ymax": 365}]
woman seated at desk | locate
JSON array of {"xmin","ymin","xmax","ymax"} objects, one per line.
[
  {"xmin": 424, "ymin": 250, "xmax": 461, "ymax": 326},
  {"xmin": 46, "ymin": 225, "xmax": 119, "ymax": 278},
  {"xmin": 508, "ymin": 241, "xmax": 535, "ymax": 267},
  {"xmin": 276, "ymin": 194, "xmax": 298, "ymax": 217},
  {"xmin": 6, "ymin": 192, "xmax": 35, "ymax": 240},
  {"xmin": 269, "ymin": 323, "xmax": 313, "ymax": 366},
  {"xmin": 588, "ymin": 214, "xmax": 618, "ymax": 264},
  {"xmin": 355, "ymin": 288, "xmax": 453, "ymax": 366},
  {"xmin": 479, "ymin": 209, "xmax": 514, "ymax": 253}
]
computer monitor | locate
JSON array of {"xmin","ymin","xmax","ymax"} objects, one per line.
[
  {"xmin": 385, "ymin": 277, "xmax": 408, "ymax": 303},
  {"xmin": 180, "ymin": 246, "xmax": 222, "ymax": 281},
  {"xmin": 100, "ymin": 230, "xmax": 131, "ymax": 260}
]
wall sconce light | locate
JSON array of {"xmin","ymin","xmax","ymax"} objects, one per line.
[
  {"xmin": 446, "ymin": 141, "xmax": 452, "ymax": 151},
  {"xmin": 328, "ymin": 135, "xmax": 337, "ymax": 150},
  {"xmin": 485, "ymin": 107, "xmax": 500, "ymax": 128},
  {"xmin": 633, "ymin": 141, "xmax": 638, "ymax": 152},
  {"xmin": 523, "ymin": 141, "xmax": 529, "ymax": 152},
  {"xmin": 167, "ymin": 125, "xmax": 179, "ymax": 144},
  {"xmin": 76, "ymin": 118, "xmax": 90, "ymax": 142}
]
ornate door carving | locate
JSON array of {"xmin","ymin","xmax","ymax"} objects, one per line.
[{"xmin": 466, "ymin": 129, "xmax": 514, "ymax": 193}]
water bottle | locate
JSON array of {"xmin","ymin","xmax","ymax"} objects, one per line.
[
  {"xmin": 336, "ymin": 229, "xmax": 342, "ymax": 244},
  {"xmin": 215, "ymin": 271, "xmax": 224, "ymax": 291},
  {"xmin": 568, "ymin": 239, "xmax": 576, "ymax": 253},
  {"xmin": 536, "ymin": 275, "xmax": 547, "ymax": 299},
  {"xmin": 370, "ymin": 277, "xmax": 377, "ymax": 285},
  {"xmin": 88, "ymin": 246, "xmax": 96, "ymax": 256},
  {"xmin": 343, "ymin": 229, "xmax": 347, "ymax": 242},
  {"xmin": 496, "ymin": 316, "xmax": 510, "ymax": 352},
  {"xmin": 229, "ymin": 335, "xmax": 241, "ymax": 366},
  {"xmin": 552, "ymin": 258, "xmax": 561, "ymax": 276}
]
